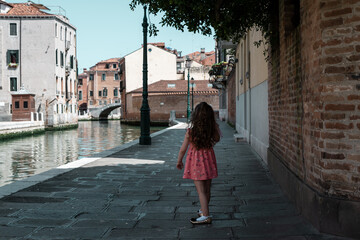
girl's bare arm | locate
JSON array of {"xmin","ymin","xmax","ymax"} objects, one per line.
[{"xmin": 177, "ymin": 131, "xmax": 189, "ymax": 170}]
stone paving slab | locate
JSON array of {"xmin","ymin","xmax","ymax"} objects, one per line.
[{"xmin": 0, "ymin": 121, "xmax": 356, "ymax": 239}]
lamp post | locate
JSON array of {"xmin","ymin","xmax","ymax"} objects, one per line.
[
  {"xmin": 185, "ymin": 57, "xmax": 191, "ymax": 122},
  {"xmin": 139, "ymin": 5, "xmax": 151, "ymax": 145},
  {"xmin": 191, "ymin": 77, "xmax": 194, "ymax": 111}
]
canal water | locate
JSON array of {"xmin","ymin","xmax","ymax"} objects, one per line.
[{"xmin": 0, "ymin": 121, "xmax": 165, "ymax": 187}]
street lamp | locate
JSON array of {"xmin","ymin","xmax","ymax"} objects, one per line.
[
  {"xmin": 185, "ymin": 57, "xmax": 191, "ymax": 122},
  {"xmin": 191, "ymin": 77, "xmax": 194, "ymax": 111},
  {"xmin": 139, "ymin": 5, "xmax": 151, "ymax": 145}
]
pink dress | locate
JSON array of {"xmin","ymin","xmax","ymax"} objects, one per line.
[{"xmin": 183, "ymin": 131, "xmax": 218, "ymax": 180}]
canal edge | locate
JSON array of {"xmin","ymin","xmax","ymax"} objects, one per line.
[{"xmin": 0, "ymin": 121, "xmax": 187, "ymax": 199}]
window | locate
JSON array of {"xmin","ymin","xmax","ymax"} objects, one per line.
[
  {"xmin": 10, "ymin": 23, "xmax": 17, "ymax": 36},
  {"xmin": 114, "ymin": 73, "xmax": 119, "ymax": 80},
  {"xmin": 10, "ymin": 78, "xmax": 17, "ymax": 91},
  {"xmin": 78, "ymin": 79, "xmax": 83, "ymax": 85},
  {"xmin": 15, "ymin": 101, "xmax": 19, "ymax": 109},
  {"xmin": 23, "ymin": 101, "xmax": 28, "ymax": 109},
  {"xmin": 70, "ymin": 55, "xmax": 74, "ymax": 69},
  {"xmin": 105, "ymin": 64, "xmax": 110, "ymax": 69},
  {"xmin": 89, "ymin": 90, "xmax": 93, "ymax": 97},
  {"xmin": 89, "ymin": 100, "xmax": 93, "ymax": 105},
  {"xmin": 102, "ymin": 74, "xmax": 106, "ymax": 81},
  {"xmin": 98, "ymin": 100, "xmax": 102, "ymax": 105},
  {"xmin": 113, "ymin": 64, "xmax": 117, "ymax": 68},
  {"xmin": 167, "ymin": 83, "xmax": 176, "ymax": 88},
  {"xmin": 104, "ymin": 100, "xmax": 107, "ymax": 105},
  {"xmin": 60, "ymin": 51, "xmax": 64, "ymax": 67},
  {"xmin": 7, "ymin": 50, "xmax": 19, "ymax": 65},
  {"xmin": 208, "ymin": 83, "xmax": 213, "ymax": 88},
  {"xmin": 56, "ymin": 49, "xmax": 58, "ymax": 65},
  {"xmin": 113, "ymin": 88, "xmax": 118, "ymax": 97},
  {"xmin": 79, "ymin": 91, "xmax": 82, "ymax": 100},
  {"xmin": 55, "ymin": 23, "xmax": 57, "ymax": 37},
  {"xmin": 98, "ymin": 91, "xmax": 102, "ymax": 97},
  {"xmin": 103, "ymin": 88, "xmax": 107, "ymax": 97},
  {"xmin": 89, "ymin": 74, "xmax": 94, "ymax": 80},
  {"xmin": 60, "ymin": 26, "xmax": 63, "ymax": 40}
]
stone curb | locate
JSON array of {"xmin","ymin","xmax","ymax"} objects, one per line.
[{"xmin": 0, "ymin": 121, "xmax": 187, "ymax": 199}]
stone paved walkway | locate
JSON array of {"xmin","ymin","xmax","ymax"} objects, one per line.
[{"xmin": 0, "ymin": 121, "xmax": 355, "ymax": 239}]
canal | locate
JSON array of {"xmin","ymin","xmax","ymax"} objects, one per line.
[{"xmin": 0, "ymin": 121, "xmax": 165, "ymax": 187}]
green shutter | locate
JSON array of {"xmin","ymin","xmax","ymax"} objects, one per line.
[{"xmin": 7, "ymin": 50, "xmax": 10, "ymax": 65}]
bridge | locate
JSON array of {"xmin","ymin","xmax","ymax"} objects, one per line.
[{"xmin": 88, "ymin": 102, "xmax": 121, "ymax": 120}]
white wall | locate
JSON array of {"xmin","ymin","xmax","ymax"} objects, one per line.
[
  {"xmin": 184, "ymin": 61, "xmax": 211, "ymax": 81},
  {"xmin": 235, "ymin": 29, "xmax": 269, "ymax": 163},
  {"xmin": 125, "ymin": 45, "xmax": 177, "ymax": 93},
  {"xmin": 0, "ymin": 16, "xmax": 77, "ymax": 125}
]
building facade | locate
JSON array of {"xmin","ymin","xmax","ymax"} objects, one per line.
[
  {"xmin": 0, "ymin": 1, "xmax": 77, "ymax": 127},
  {"xmin": 86, "ymin": 58, "xmax": 122, "ymax": 118},
  {"xmin": 213, "ymin": 0, "xmax": 360, "ymax": 237},
  {"xmin": 124, "ymin": 43, "xmax": 177, "ymax": 93},
  {"xmin": 267, "ymin": 0, "xmax": 360, "ymax": 237},
  {"xmin": 77, "ymin": 70, "xmax": 88, "ymax": 115},
  {"xmin": 121, "ymin": 43, "xmax": 177, "ymax": 120},
  {"xmin": 235, "ymin": 29, "xmax": 269, "ymax": 162}
]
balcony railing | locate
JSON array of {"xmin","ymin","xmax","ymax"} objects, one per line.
[{"xmin": 208, "ymin": 59, "xmax": 235, "ymax": 89}]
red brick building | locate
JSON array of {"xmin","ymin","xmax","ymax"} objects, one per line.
[
  {"xmin": 267, "ymin": 0, "xmax": 360, "ymax": 237},
  {"xmin": 124, "ymin": 80, "xmax": 219, "ymax": 122},
  {"xmin": 87, "ymin": 58, "xmax": 122, "ymax": 108}
]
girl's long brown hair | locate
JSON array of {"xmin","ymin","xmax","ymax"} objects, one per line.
[{"xmin": 189, "ymin": 102, "xmax": 218, "ymax": 149}]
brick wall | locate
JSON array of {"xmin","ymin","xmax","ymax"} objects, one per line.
[
  {"xmin": 125, "ymin": 93, "xmax": 219, "ymax": 122},
  {"xmin": 269, "ymin": 0, "xmax": 360, "ymax": 201}
]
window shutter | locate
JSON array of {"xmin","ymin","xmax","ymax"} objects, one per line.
[{"xmin": 6, "ymin": 50, "xmax": 10, "ymax": 64}]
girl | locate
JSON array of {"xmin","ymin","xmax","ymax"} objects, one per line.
[{"xmin": 177, "ymin": 102, "xmax": 220, "ymax": 225}]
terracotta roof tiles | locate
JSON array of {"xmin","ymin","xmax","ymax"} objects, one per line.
[
  {"xmin": 1, "ymin": 3, "xmax": 51, "ymax": 16},
  {"xmin": 130, "ymin": 80, "xmax": 218, "ymax": 95}
]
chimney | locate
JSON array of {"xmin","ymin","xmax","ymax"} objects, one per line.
[{"xmin": 200, "ymin": 48, "xmax": 205, "ymax": 60}]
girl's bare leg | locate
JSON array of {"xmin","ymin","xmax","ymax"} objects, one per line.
[
  {"xmin": 205, "ymin": 179, "xmax": 212, "ymax": 205},
  {"xmin": 194, "ymin": 180, "xmax": 209, "ymax": 216}
]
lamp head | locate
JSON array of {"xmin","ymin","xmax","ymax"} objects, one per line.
[{"xmin": 185, "ymin": 57, "xmax": 191, "ymax": 69}]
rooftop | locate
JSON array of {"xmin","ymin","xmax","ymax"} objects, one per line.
[
  {"xmin": 130, "ymin": 80, "xmax": 217, "ymax": 94},
  {"xmin": 0, "ymin": 2, "xmax": 51, "ymax": 16}
]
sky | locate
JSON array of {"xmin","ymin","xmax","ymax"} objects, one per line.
[{"xmin": 6, "ymin": 0, "xmax": 216, "ymax": 72}]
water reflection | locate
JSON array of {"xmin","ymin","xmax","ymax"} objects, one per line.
[{"xmin": 0, "ymin": 121, "xmax": 164, "ymax": 187}]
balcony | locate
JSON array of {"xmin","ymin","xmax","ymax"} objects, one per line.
[
  {"xmin": 8, "ymin": 63, "xmax": 18, "ymax": 68},
  {"xmin": 208, "ymin": 59, "xmax": 235, "ymax": 89}
]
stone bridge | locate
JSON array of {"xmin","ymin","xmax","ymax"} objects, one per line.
[{"xmin": 89, "ymin": 102, "xmax": 121, "ymax": 120}]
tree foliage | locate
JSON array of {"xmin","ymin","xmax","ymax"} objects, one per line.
[{"xmin": 130, "ymin": 0, "xmax": 273, "ymax": 42}]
